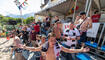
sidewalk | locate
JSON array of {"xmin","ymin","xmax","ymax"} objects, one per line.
[{"xmin": 0, "ymin": 38, "xmax": 14, "ymax": 60}]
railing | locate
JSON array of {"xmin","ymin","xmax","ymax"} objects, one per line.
[{"xmin": 85, "ymin": 23, "xmax": 105, "ymax": 59}]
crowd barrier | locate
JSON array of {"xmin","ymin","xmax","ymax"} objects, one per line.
[{"xmin": 85, "ymin": 23, "xmax": 105, "ymax": 59}]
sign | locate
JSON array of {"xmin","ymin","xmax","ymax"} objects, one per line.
[
  {"xmin": 62, "ymin": 23, "xmax": 100, "ymax": 38},
  {"xmin": 87, "ymin": 23, "xmax": 100, "ymax": 38},
  {"xmin": 62, "ymin": 23, "xmax": 71, "ymax": 32}
]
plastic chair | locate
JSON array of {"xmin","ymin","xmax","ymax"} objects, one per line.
[
  {"xmin": 76, "ymin": 53, "xmax": 91, "ymax": 60},
  {"xmin": 101, "ymin": 45, "xmax": 105, "ymax": 51},
  {"xmin": 85, "ymin": 41, "xmax": 98, "ymax": 48}
]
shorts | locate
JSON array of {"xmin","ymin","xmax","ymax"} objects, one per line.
[
  {"xmin": 31, "ymin": 40, "xmax": 38, "ymax": 47},
  {"xmin": 78, "ymin": 32, "xmax": 87, "ymax": 43}
]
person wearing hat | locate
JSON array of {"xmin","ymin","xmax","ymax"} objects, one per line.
[
  {"xmin": 74, "ymin": 11, "xmax": 92, "ymax": 45},
  {"xmin": 41, "ymin": 35, "xmax": 46, "ymax": 45}
]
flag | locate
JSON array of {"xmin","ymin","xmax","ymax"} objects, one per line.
[
  {"xmin": 18, "ymin": 6, "xmax": 21, "ymax": 10},
  {"xmin": 24, "ymin": 1, "xmax": 28, "ymax": 5},
  {"xmin": 18, "ymin": 5, "xmax": 23, "ymax": 10},
  {"xmin": 14, "ymin": 0, "xmax": 20, "ymax": 6},
  {"xmin": 22, "ymin": 2, "xmax": 25, "ymax": 6},
  {"xmin": 14, "ymin": 0, "xmax": 28, "ymax": 10}
]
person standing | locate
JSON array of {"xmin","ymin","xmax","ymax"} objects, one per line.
[
  {"xmin": 34, "ymin": 23, "xmax": 40, "ymax": 34},
  {"xmin": 16, "ymin": 29, "xmax": 20, "ymax": 35},
  {"xmin": 53, "ymin": 21, "xmax": 62, "ymax": 42},
  {"xmin": 74, "ymin": 11, "xmax": 92, "ymax": 44},
  {"xmin": 21, "ymin": 27, "xmax": 29, "ymax": 45},
  {"xmin": 27, "ymin": 25, "xmax": 31, "ymax": 33},
  {"xmin": 51, "ymin": 16, "xmax": 60, "ymax": 25},
  {"xmin": 45, "ymin": 16, "xmax": 51, "ymax": 28},
  {"xmin": 41, "ymin": 19, "xmax": 46, "ymax": 35},
  {"xmin": 29, "ymin": 29, "xmax": 36, "ymax": 47},
  {"xmin": 54, "ymin": 16, "xmax": 60, "ymax": 23},
  {"xmin": 62, "ymin": 22, "xmax": 80, "ymax": 60},
  {"xmin": 91, "ymin": 10, "xmax": 101, "ymax": 22},
  {"xmin": 37, "ymin": 20, "xmax": 42, "ymax": 26}
]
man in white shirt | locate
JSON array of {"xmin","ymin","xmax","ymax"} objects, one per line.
[
  {"xmin": 62, "ymin": 22, "xmax": 80, "ymax": 60},
  {"xmin": 27, "ymin": 25, "xmax": 31, "ymax": 33}
]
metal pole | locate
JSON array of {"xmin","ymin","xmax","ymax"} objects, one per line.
[
  {"xmin": 20, "ymin": 9, "xmax": 23, "ymax": 25},
  {"xmin": 85, "ymin": 0, "xmax": 89, "ymax": 12},
  {"xmin": 101, "ymin": 34, "xmax": 105, "ymax": 47},
  {"xmin": 49, "ymin": 0, "xmax": 51, "ymax": 4},
  {"xmin": 72, "ymin": 0, "xmax": 77, "ymax": 22},
  {"xmin": 86, "ymin": 0, "xmax": 92, "ymax": 17},
  {"xmin": 101, "ymin": 24, "xmax": 105, "ymax": 47},
  {"xmin": 41, "ymin": 0, "xmax": 42, "ymax": 5},
  {"xmin": 98, "ymin": 24, "xmax": 105, "ymax": 47}
]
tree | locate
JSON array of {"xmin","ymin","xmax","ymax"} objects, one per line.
[
  {"xmin": 0, "ymin": 15, "xmax": 8, "ymax": 25},
  {"xmin": 0, "ymin": 14, "xmax": 34, "ymax": 25},
  {"xmin": 24, "ymin": 16, "xmax": 34, "ymax": 24},
  {"xmin": 15, "ymin": 18, "xmax": 22, "ymax": 23},
  {"xmin": 0, "ymin": 14, "xmax": 3, "ymax": 19}
]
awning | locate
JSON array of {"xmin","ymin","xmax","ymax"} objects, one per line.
[
  {"xmin": 35, "ymin": 0, "xmax": 70, "ymax": 16},
  {"xmin": 42, "ymin": 0, "xmax": 67, "ymax": 11},
  {"xmin": 36, "ymin": 0, "xmax": 105, "ymax": 16},
  {"xmin": 35, "ymin": 0, "xmax": 86, "ymax": 16},
  {"xmin": 92, "ymin": 0, "xmax": 105, "ymax": 10}
]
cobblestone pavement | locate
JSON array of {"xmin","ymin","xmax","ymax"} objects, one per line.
[{"xmin": 0, "ymin": 38, "xmax": 14, "ymax": 60}]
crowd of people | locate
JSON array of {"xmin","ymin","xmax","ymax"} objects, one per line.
[{"xmin": 11, "ymin": 11, "xmax": 92, "ymax": 60}]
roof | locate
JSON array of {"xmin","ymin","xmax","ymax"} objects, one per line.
[
  {"xmin": 35, "ymin": 0, "xmax": 105, "ymax": 16},
  {"xmin": 35, "ymin": 0, "xmax": 67, "ymax": 16},
  {"xmin": 42, "ymin": 0, "xmax": 67, "ymax": 10}
]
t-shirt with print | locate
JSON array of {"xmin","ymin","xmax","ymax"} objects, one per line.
[{"xmin": 63, "ymin": 28, "xmax": 80, "ymax": 49}]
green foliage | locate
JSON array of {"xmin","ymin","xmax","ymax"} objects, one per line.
[
  {"xmin": 5, "ymin": 25, "xmax": 15, "ymax": 31},
  {"xmin": 24, "ymin": 16, "xmax": 34, "ymax": 24},
  {"xmin": 0, "ymin": 14, "xmax": 34, "ymax": 30},
  {"xmin": 0, "ymin": 14, "xmax": 34, "ymax": 25},
  {"xmin": 15, "ymin": 18, "xmax": 22, "ymax": 23}
]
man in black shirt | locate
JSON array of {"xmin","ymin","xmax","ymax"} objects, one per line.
[
  {"xmin": 16, "ymin": 29, "xmax": 20, "ymax": 34},
  {"xmin": 21, "ymin": 27, "xmax": 29, "ymax": 45},
  {"xmin": 45, "ymin": 16, "xmax": 51, "ymax": 27}
]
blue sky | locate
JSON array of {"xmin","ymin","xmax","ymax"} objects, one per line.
[{"xmin": 0, "ymin": 0, "xmax": 41, "ymax": 16}]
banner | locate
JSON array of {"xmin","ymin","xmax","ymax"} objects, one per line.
[
  {"xmin": 14, "ymin": 0, "xmax": 28, "ymax": 10},
  {"xmin": 62, "ymin": 23, "xmax": 100, "ymax": 38},
  {"xmin": 62, "ymin": 23, "xmax": 71, "ymax": 32},
  {"xmin": 87, "ymin": 23, "xmax": 100, "ymax": 38}
]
